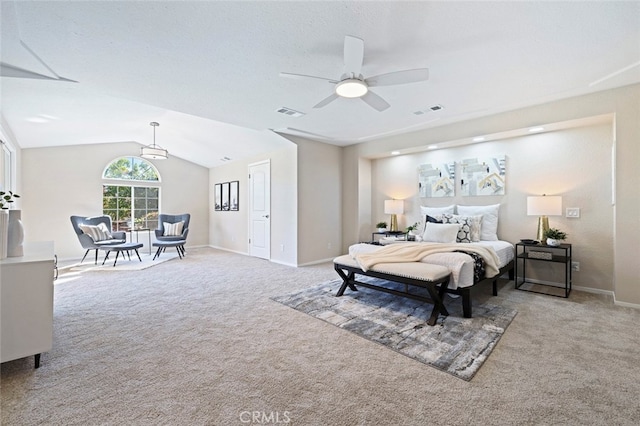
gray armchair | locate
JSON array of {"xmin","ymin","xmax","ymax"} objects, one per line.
[
  {"xmin": 155, "ymin": 213, "xmax": 190, "ymax": 242},
  {"xmin": 70, "ymin": 215, "xmax": 127, "ymax": 264}
]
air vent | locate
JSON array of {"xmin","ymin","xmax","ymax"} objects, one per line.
[
  {"xmin": 220, "ymin": 156, "xmax": 232, "ymax": 162},
  {"xmin": 412, "ymin": 104, "xmax": 444, "ymax": 115},
  {"xmin": 275, "ymin": 107, "xmax": 305, "ymax": 117}
]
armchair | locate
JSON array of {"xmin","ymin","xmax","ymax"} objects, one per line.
[
  {"xmin": 155, "ymin": 213, "xmax": 190, "ymax": 243},
  {"xmin": 70, "ymin": 215, "xmax": 126, "ymax": 264}
]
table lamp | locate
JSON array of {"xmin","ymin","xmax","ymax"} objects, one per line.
[
  {"xmin": 384, "ymin": 199, "xmax": 404, "ymax": 232},
  {"xmin": 527, "ymin": 195, "xmax": 562, "ymax": 242}
]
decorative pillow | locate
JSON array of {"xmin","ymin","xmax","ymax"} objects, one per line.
[
  {"xmin": 420, "ymin": 205, "xmax": 455, "ymax": 218},
  {"xmin": 163, "ymin": 221, "xmax": 184, "ymax": 236},
  {"xmin": 421, "ymin": 214, "xmax": 443, "ymax": 235},
  {"xmin": 442, "ymin": 214, "xmax": 482, "ymax": 243},
  {"xmin": 456, "ymin": 204, "xmax": 500, "ymax": 241},
  {"xmin": 422, "ymin": 222, "xmax": 460, "ymax": 243},
  {"xmin": 79, "ymin": 223, "xmax": 113, "ymax": 242}
]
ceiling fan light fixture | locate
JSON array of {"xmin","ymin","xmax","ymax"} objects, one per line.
[
  {"xmin": 335, "ymin": 79, "xmax": 368, "ymax": 98},
  {"xmin": 140, "ymin": 122, "xmax": 168, "ymax": 160}
]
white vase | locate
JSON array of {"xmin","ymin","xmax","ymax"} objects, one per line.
[
  {"xmin": 0, "ymin": 210, "xmax": 8, "ymax": 259},
  {"xmin": 7, "ymin": 209, "xmax": 24, "ymax": 257}
]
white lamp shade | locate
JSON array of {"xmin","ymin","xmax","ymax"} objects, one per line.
[
  {"xmin": 384, "ymin": 199, "xmax": 404, "ymax": 215},
  {"xmin": 527, "ymin": 195, "xmax": 562, "ymax": 216},
  {"xmin": 140, "ymin": 146, "xmax": 168, "ymax": 160}
]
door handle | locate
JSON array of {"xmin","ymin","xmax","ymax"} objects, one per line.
[{"xmin": 262, "ymin": 214, "xmax": 270, "ymax": 219}]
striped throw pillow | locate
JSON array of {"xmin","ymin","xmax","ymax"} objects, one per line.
[
  {"xmin": 79, "ymin": 223, "xmax": 113, "ymax": 242},
  {"xmin": 163, "ymin": 221, "xmax": 184, "ymax": 236}
]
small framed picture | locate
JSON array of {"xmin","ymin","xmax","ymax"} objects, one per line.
[
  {"xmin": 214, "ymin": 183, "xmax": 222, "ymax": 211},
  {"xmin": 221, "ymin": 182, "xmax": 230, "ymax": 211},
  {"xmin": 229, "ymin": 181, "xmax": 239, "ymax": 211}
]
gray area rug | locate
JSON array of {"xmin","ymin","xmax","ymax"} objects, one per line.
[{"xmin": 272, "ymin": 279, "xmax": 517, "ymax": 381}]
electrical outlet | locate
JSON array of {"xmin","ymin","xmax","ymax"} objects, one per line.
[
  {"xmin": 566, "ymin": 208, "xmax": 580, "ymax": 218},
  {"xmin": 328, "ymin": 242, "xmax": 332, "ymax": 250},
  {"xmin": 280, "ymin": 244, "xmax": 284, "ymax": 252},
  {"xmin": 571, "ymin": 261, "xmax": 580, "ymax": 272}
]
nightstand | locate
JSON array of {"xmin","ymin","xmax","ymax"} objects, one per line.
[{"xmin": 514, "ymin": 242, "xmax": 572, "ymax": 298}]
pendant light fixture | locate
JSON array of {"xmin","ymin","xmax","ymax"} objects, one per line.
[{"xmin": 140, "ymin": 121, "xmax": 168, "ymax": 160}]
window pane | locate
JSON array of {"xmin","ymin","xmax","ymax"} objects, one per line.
[
  {"xmin": 147, "ymin": 187, "xmax": 159, "ymax": 198},
  {"xmin": 103, "ymin": 157, "xmax": 159, "ymax": 181},
  {"xmin": 148, "ymin": 198, "xmax": 158, "ymax": 209}
]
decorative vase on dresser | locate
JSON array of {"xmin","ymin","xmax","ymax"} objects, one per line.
[
  {"xmin": 0, "ymin": 210, "xmax": 8, "ymax": 259},
  {"xmin": 7, "ymin": 209, "xmax": 24, "ymax": 257}
]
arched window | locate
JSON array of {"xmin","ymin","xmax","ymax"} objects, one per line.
[{"xmin": 102, "ymin": 157, "xmax": 161, "ymax": 231}]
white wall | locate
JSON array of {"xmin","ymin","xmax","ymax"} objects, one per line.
[
  {"xmin": 288, "ymin": 136, "xmax": 343, "ymax": 265},
  {"xmin": 209, "ymin": 144, "xmax": 298, "ymax": 266},
  {"xmin": 371, "ymin": 123, "xmax": 614, "ymax": 292},
  {"xmin": 342, "ymin": 84, "xmax": 640, "ymax": 306},
  {"xmin": 21, "ymin": 142, "xmax": 210, "ymax": 260}
]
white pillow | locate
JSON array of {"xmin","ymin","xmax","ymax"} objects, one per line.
[
  {"xmin": 163, "ymin": 221, "xmax": 184, "ymax": 236},
  {"xmin": 422, "ymin": 222, "xmax": 460, "ymax": 243},
  {"xmin": 80, "ymin": 223, "xmax": 112, "ymax": 242},
  {"xmin": 420, "ymin": 205, "xmax": 455, "ymax": 217},
  {"xmin": 456, "ymin": 204, "xmax": 500, "ymax": 241},
  {"xmin": 442, "ymin": 214, "xmax": 482, "ymax": 243}
]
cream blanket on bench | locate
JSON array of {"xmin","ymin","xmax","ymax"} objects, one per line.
[{"xmin": 354, "ymin": 242, "xmax": 501, "ymax": 278}]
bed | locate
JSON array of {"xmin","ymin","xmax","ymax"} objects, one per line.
[
  {"xmin": 334, "ymin": 241, "xmax": 514, "ymax": 323},
  {"xmin": 333, "ymin": 204, "xmax": 515, "ymax": 323}
]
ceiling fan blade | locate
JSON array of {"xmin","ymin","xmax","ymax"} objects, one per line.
[
  {"xmin": 313, "ymin": 93, "xmax": 339, "ymax": 109},
  {"xmin": 0, "ymin": 62, "xmax": 77, "ymax": 82},
  {"xmin": 366, "ymin": 68, "xmax": 429, "ymax": 87},
  {"xmin": 361, "ymin": 90, "xmax": 390, "ymax": 112},
  {"xmin": 280, "ymin": 72, "xmax": 337, "ymax": 84},
  {"xmin": 343, "ymin": 35, "xmax": 364, "ymax": 76}
]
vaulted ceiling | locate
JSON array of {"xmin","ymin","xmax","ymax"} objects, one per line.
[{"xmin": 1, "ymin": 1, "xmax": 639, "ymax": 167}]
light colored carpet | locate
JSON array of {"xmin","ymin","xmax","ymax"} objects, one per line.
[
  {"xmin": 272, "ymin": 280, "xmax": 517, "ymax": 381},
  {"xmin": 1, "ymin": 247, "xmax": 639, "ymax": 425}
]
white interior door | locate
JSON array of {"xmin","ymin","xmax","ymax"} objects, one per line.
[{"xmin": 249, "ymin": 160, "xmax": 270, "ymax": 259}]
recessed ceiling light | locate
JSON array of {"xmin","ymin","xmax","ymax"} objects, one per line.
[
  {"xmin": 473, "ymin": 137, "xmax": 485, "ymax": 142},
  {"xmin": 428, "ymin": 145, "xmax": 438, "ymax": 150},
  {"xmin": 391, "ymin": 151, "xmax": 400, "ymax": 155},
  {"xmin": 529, "ymin": 127, "xmax": 545, "ymax": 133}
]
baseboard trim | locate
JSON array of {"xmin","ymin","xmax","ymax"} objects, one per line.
[
  {"xmin": 207, "ymin": 245, "xmax": 248, "ymax": 256},
  {"xmin": 612, "ymin": 297, "xmax": 640, "ymax": 310},
  {"xmin": 572, "ymin": 285, "xmax": 614, "ymax": 297},
  {"xmin": 270, "ymin": 259, "xmax": 298, "ymax": 268},
  {"xmin": 297, "ymin": 257, "xmax": 335, "ymax": 267}
]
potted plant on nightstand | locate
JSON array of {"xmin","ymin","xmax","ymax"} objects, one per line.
[
  {"xmin": 375, "ymin": 221, "xmax": 388, "ymax": 232},
  {"xmin": 544, "ymin": 228, "xmax": 567, "ymax": 247}
]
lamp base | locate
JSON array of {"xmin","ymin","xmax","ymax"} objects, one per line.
[
  {"xmin": 389, "ymin": 214, "xmax": 398, "ymax": 232},
  {"xmin": 536, "ymin": 216, "xmax": 549, "ymax": 242}
]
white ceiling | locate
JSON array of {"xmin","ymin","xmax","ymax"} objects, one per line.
[{"xmin": 1, "ymin": 1, "xmax": 639, "ymax": 168}]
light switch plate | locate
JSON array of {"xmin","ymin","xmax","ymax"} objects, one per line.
[{"xmin": 566, "ymin": 208, "xmax": 580, "ymax": 218}]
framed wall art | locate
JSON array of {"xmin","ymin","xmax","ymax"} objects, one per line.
[
  {"xmin": 229, "ymin": 180, "xmax": 239, "ymax": 211},
  {"xmin": 418, "ymin": 162, "xmax": 455, "ymax": 198},
  {"xmin": 460, "ymin": 156, "xmax": 506, "ymax": 196},
  {"xmin": 214, "ymin": 183, "xmax": 222, "ymax": 211},
  {"xmin": 221, "ymin": 182, "xmax": 230, "ymax": 211}
]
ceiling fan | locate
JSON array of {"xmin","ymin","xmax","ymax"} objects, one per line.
[{"xmin": 280, "ymin": 35, "xmax": 428, "ymax": 112}]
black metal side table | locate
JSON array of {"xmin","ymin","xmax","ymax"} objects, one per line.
[{"xmin": 515, "ymin": 242, "xmax": 572, "ymax": 297}]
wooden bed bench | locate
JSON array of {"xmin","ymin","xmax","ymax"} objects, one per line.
[{"xmin": 333, "ymin": 255, "xmax": 451, "ymax": 326}]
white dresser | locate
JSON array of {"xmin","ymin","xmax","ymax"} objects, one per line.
[{"xmin": 0, "ymin": 241, "xmax": 54, "ymax": 368}]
